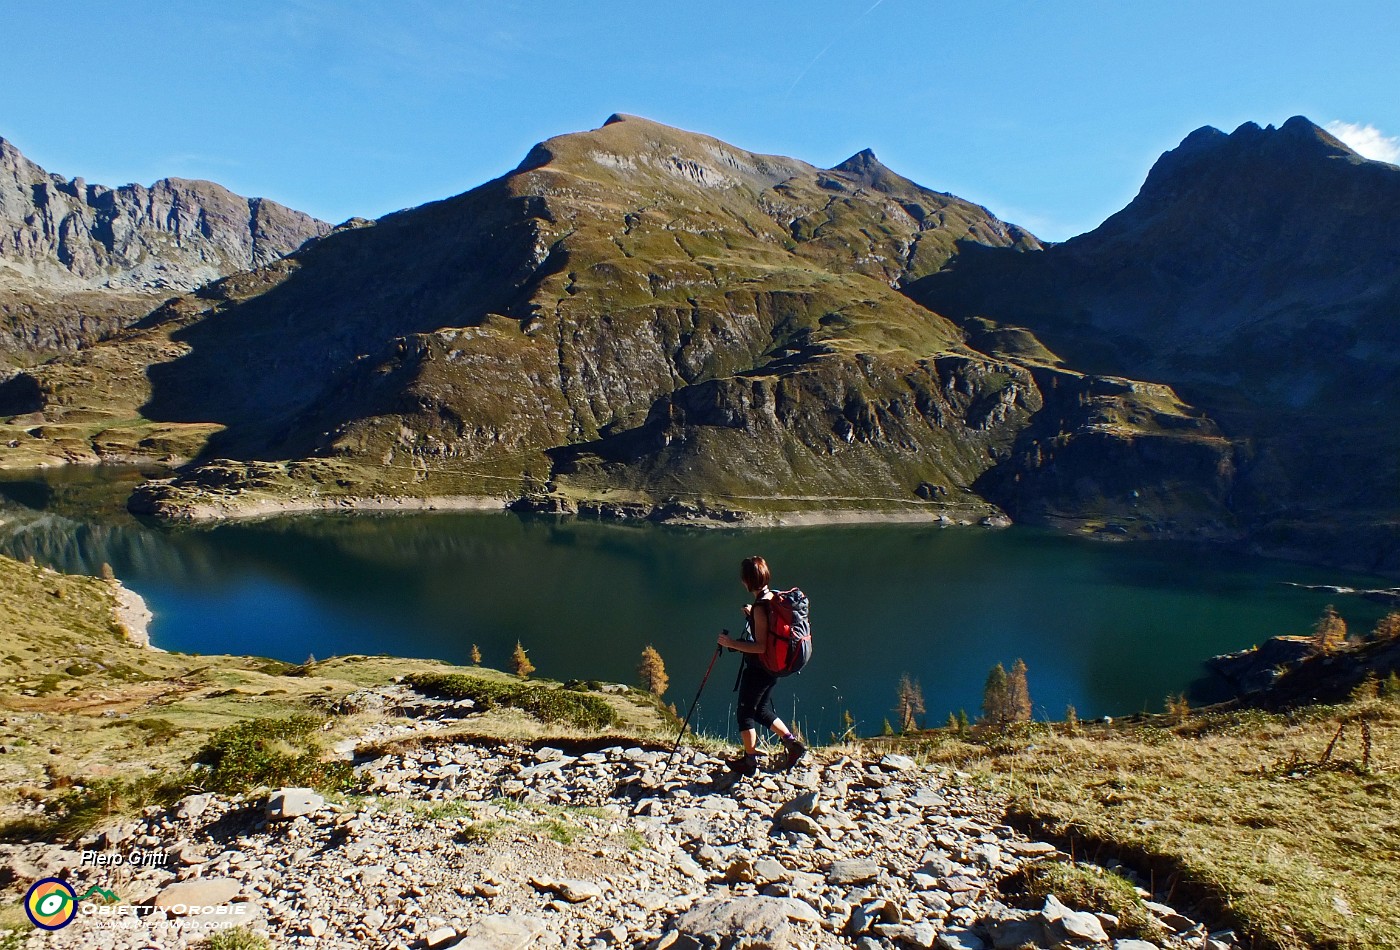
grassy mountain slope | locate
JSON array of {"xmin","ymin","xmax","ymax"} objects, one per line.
[{"xmin": 1, "ymin": 115, "xmax": 1228, "ymax": 531}]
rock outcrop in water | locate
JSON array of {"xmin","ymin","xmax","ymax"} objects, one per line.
[{"xmin": 1205, "ymin": 634, "xmax": 1400, "ymax": 708}]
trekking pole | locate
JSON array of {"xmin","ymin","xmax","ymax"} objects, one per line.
[{"xmin": 662, "ymin": 641, "xmax": 724, "ymax": 777}]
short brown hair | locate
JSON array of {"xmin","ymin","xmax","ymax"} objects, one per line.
[{"xmin": 740, "ymin": 556, "xmax": 771, "ymax": 592}]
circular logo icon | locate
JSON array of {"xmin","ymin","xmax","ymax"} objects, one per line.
[{"xmin": 25, "ymin": 878, "xmax": 77, "ymax": 930}]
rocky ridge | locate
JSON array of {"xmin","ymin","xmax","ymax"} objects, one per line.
[
  {"xmin": 0, "ymin": 135, "xmax": 329, "ymax": 359},
  {"xmin": 0, "ymin": 136, "xmax": 328, "ymax": 295},
  {"xmin": 1, "ymin": 688, "xmax": 1232, "ymax": 950}
]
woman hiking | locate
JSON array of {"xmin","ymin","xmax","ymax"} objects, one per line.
[{"xmin": 717, "ymin": 555, "xmax": 807, "ymax": 777}]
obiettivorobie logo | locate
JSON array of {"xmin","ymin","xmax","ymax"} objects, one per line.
[{"xmin": 24, "ymin": 879, "xmax": 120, "ymax": 930}]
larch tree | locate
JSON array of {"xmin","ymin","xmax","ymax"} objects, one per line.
[
  {"xmin": 1007, "ymin": 658, "xmax": 1032, "ymax": 723},
  {"xmin": 1312, "ymin": 605, "xmax": 1348, "ymax": 653},
  {"xmin": 981, "ymin": 662, "xmax": 1010, "ymax": 726},
  {"xmin": 512, "ymin": 641, "xmax": 535, "ymax": 679},
  {"xmin": 1372, "ymin": 611, "xmax": 1400, "ymax": 641},
  {"xmin": 637, "ymin": 644, "xmax": 669, "ymax": 696},
  {"xmin": 896, "ymin": 673, "xmax": 926, "ymax": 733}
]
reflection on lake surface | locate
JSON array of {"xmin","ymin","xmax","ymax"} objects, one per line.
[{"xmin": 0, "ymin": 468, "xmax": 1389, "ymax": 740}]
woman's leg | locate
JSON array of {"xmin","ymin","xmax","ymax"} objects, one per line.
[
  {"xmin": 735, "ymin": 663, "xmax": 773, "ymax": 767},
  {"xmin": 735, "ymin": 665, "xmax": 804, "ymax": 769}
]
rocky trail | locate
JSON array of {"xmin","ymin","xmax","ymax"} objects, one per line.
[{"xmin": 3, "ymin": 706, "xmax": 1235, "ymax": 950}]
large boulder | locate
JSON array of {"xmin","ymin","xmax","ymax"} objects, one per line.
[
  {"xmin": 153, "ymin": 878, "xmax": 242, "ymax": 914},
  {"xmin": 265, "ymin": 787, "xmax": 324, "ymax": 820},
  {"xmin": 663, "ymin": 896, "xmax": 822, "ymax": 950}
]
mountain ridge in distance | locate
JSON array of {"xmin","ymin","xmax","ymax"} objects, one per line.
[{"xmin": 0, "ymin": 135, "xmax": 330, "ymax": 364}]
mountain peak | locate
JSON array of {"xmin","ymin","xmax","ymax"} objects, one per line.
[
  {"xmin": 1129, "ymin": 114, "xmax": 1373, "ymax": 212},
  {"xmin": 835, "ymin": 148, "xmax": 881, "ymax": 171},
  {"xmin": 830, "ymin": 147, "xmax": 920, "ymax": 193},
  {"xmin": 1218, "ymin": 115, "xmax": 1358, "ymax": 160},
  {"xmin": 512, "ymin": 114, "xmax": 818, "ymax": 192},
  {"xmin": 1278, "ymin": 114, "xmax": 1357, "ymax": 155}
]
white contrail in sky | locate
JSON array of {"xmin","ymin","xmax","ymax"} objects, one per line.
[
  {"xmin": 787, "ymin": 41, "xmax": 838, "ymax": 96},
  {"xmin": 786, "ymin": 0, "xmax": 891, "ymax": 96}
]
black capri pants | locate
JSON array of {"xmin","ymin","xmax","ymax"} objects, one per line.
[{"xmin": 736, "ymin": 657, "xmax": 780, "ymax": 731}]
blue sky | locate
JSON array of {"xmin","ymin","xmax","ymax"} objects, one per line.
[{"xmin": 3, "ymin": 1, "xmax": 1396, "ymax": 241}]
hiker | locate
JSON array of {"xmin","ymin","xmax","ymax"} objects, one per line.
[{"xmin": 717, "ymin": 555, "xmax": 807, "ymax": 777}]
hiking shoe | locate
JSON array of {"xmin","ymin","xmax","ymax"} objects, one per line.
[
  {"xmin": 780, "ymin": 736, "xmax": 807, "ymax": 771},
  {"xmin": 726, "ymin": 753, "xmax": 758, "ymax": 778}
]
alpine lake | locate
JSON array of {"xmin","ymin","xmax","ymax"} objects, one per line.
[{"xmin": 1, "ymin": 466, "xmax": 1392, "ymax": 741}]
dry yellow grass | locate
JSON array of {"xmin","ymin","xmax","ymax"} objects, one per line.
[{"xmin": 885, "ymin": 703, "xmax": 1400, "ymax": 950}]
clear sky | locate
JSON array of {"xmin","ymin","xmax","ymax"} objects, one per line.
[{"xmin": 3, "ymin": 1, "xmax": 1396, "ymax": 241}]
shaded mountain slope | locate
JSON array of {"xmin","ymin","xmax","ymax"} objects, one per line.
[{"xmin": 910, "ymin": 117, "xmax": 1400, "ymax": 571}]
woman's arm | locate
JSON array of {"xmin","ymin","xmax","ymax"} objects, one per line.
[{"xmin": 718, "ymin": 600, "xmax": 769, "ymax": 654}]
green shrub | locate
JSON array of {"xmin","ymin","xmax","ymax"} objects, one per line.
[
  {"xmin": 203, "ymin": 927, "xmax": 271, "ymax": 950},
  {"xmin": 406, "ymin": 674, "xmax": 617, "ymax": 730},
  {"xmin": 193, "ymin": 715, "xmax": 355, "ymax": 794},
  {"xmin": 34, "ymin": 673, "xmax": 64, "ymax": 695}
]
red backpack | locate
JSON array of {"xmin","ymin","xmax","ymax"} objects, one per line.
[{"xmin": 759, "ymin": 588, "xmax": 812, "ymax": 676}]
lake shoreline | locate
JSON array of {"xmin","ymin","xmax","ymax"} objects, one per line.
[
  {"xmin": 7, "ymin": 459, "xmax": 1396, "ymax": 580},
  {"xmin": 145, "ymin": 492, "xmax": 513, "ymax": 522},
  {"xmin": 126, "ymin": 479, "xmax": 1017, "ymax": 531}
]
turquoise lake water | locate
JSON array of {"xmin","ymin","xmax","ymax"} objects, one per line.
[{"xmin": 0, "ymin": 468, "xmax": 1390, "ymax": 741}]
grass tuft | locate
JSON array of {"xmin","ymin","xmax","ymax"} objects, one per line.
[
  {"xmin": 202, "ymin": 926, "xmax": 271, "ymax": 950},
  {"xmin": 1002, "ymin": 861, "xmax": 1165, "ymax": 941},
  {"xmin": 0, "ymin": 772, "xmax": 192, "ymax": 842},
  {"xmin": 406, "ymin": 673, "xmax": 618, "ymax": 730}
]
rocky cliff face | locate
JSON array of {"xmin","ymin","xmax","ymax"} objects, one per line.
[
  {"xmin": 0, "ymin": 135, "xmax": 329, "ymax": 360},
  {"xmin": 0, "ymin": 136, "xmax": 329, "ymax": 293}
]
